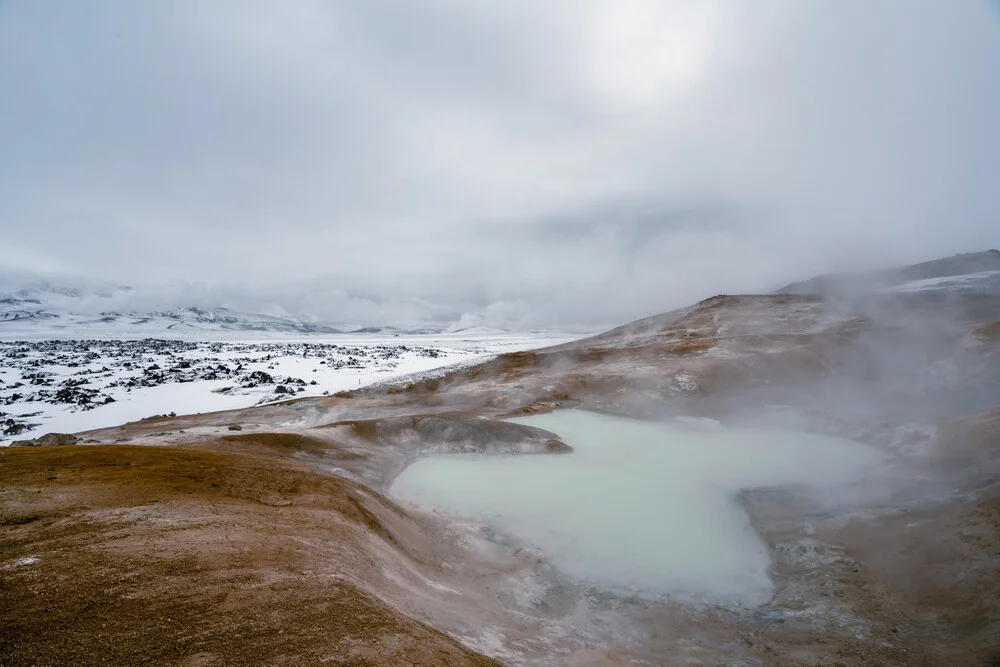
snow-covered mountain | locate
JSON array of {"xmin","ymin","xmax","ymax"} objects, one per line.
[
  {"xmin": 0, "ymin": 282, "xmax": 458, "ymax": 338},
  {"xmin": 775, "ymin": 249, "xmax": 1000, "ymax": 296},
  {"xmin": 889, "ymin": 269, "xmax": 1000, "ymax": 295},
  {"xmin": 0, "ymin": 298, "xmax": 344, "ymax": 336}
]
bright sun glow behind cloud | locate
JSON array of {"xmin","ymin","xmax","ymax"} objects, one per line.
[{"xmin": 581, "ymin": 0, "xmax": 726, "ymax": 111}]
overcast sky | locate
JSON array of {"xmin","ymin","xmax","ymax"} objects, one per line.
[{"xmin": 2, "ymin": 1, "xmax": 999, "ymax": 328}]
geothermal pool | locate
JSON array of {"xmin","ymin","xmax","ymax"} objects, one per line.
[{"xmin": 390, "ymin": 410, "xmax": 885, "ymax": 605}]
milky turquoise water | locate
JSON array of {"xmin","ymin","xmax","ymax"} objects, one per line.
[{"xmin": 390, "ymin": 410, "xmax": 884, "ymax": 605}]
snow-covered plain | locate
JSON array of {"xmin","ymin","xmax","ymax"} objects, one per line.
[{"xmin": 0, "ymin": 330, "xmax": 582, "ymax": 444}]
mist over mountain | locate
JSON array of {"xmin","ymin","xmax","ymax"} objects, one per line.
[
  {"xmin": 3, "ymin": 250, "xmax": 999, "ymax": 337},
  {"xmin": 0, "ymin": 273, "xmax": 585, "ymax": 335},
  {"xmin": 776, "ymin": 249, "xmax": 1000, "ymax": 296}
]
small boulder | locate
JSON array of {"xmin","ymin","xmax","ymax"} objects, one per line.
[
  {"xmin": 227, "ymin": 424, "xmax": 243, "ymax": 431},
  {"xmin": 36, "ymin": 433, "xmax": 79, "ymax": 446},
  {"xmin": 545, "ymin": 439, "xmax": 572, "ymax": 453}
]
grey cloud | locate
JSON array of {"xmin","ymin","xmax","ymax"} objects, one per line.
[{"xmin": 1, "ymin": 1, "xmax": 998, "ymax": 328}]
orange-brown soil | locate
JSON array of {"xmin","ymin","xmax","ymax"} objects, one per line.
[{"xmin": 0, "ymin": 445, "xmax": 500, "ymax": 667}]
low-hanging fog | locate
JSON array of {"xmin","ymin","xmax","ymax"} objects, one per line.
[{"xmin": 2, "ymin": 1, "xmax": 999, "ymax": 329}]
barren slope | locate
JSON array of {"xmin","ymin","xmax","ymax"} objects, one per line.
[
  {"xmin": 4, "ymin": 290, "xmax": 1000, "ymax": 665},
  {"xmin": 0, "ymin": 445, "xmax": 503, "ymax": 666}
]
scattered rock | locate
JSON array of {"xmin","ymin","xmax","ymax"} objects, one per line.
[
  {"xmin": 0, "ymin": 340, "xmax": 454, "ymax": 432},
  {"xmin": 228, "ymin": 424, "xmax": 243, "ymax": 431}
]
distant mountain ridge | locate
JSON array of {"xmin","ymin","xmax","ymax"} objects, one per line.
[
  {"xmin": 5, "ymin": 250, "xmax": 997, "ymax": 337},
  {"xmin": 0, "ymin": 283, "xmax": 454, "ymax": 336},
  {"xmin": 775, "ymin": 250, "xmax": 1000, "ymax": 295},
  {"xmin": 98, "ymin": 307, "xmax": 345, "ymax": 334},
  {"xmin": 0, "ymin": 300, "xmax": 345, "ymax": 334}
]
